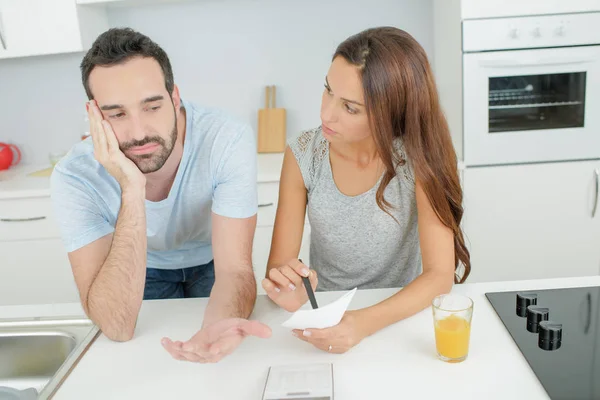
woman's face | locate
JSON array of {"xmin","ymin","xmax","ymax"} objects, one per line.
[{"xmin": 320, "ymin": 56, "xmax": 371, "ymax": 144}]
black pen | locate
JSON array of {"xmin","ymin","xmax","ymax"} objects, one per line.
[{"xmin": 299, "ymin": 259, "xmax": 318, "ymax": 309}]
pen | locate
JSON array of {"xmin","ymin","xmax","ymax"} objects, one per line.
[{"xmin": 299, "ymin": 259, "xmax": 318, "ymax": 309}]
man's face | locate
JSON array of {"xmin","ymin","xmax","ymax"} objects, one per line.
[{"xmin": 88, "ymin": 57, "xmax": 178, "ymax": 174}]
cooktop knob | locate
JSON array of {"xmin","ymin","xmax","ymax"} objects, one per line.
[
  {"xmin": 516, "ymin": 293, "xmax": 538, "ymax": 317},
  {"xmin": 527, "ymin": 306, "xmax": 549, "ymax": 333},
  {"xmin": 538, "ymin": 321, "xmax": 563, "ymax": 351}
]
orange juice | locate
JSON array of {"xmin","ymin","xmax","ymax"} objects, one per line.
[{"xmin": 434, "ymin": 314, "xmax": 471, "ymax": 360}]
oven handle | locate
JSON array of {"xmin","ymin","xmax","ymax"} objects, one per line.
[
  {"xmin": 593, "ymin": 169, "xmax": 599, "ymax": 218},
  {"xmin": 479, "ymin": 58, "xmax": 594, "ymax": 69}
]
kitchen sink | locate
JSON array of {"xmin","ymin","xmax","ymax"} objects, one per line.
[{"xmin": 0, "ymin": 316, "xmax": 99, "ymax": 399}]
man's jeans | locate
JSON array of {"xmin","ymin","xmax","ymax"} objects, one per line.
[{"xmin": 143, "ymin": 260, "xmax": 215, "ymax": 300}]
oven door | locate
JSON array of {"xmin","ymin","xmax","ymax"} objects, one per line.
[{"xmin": 463, "ymin": 45, "xmax": 600, "ymax": 166}]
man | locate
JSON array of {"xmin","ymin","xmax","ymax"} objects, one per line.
[{"xmin": 51, "ymin": 28, "xmax": 271, "ymax": 363}]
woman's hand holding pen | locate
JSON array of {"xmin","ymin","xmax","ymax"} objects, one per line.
[
  {"xmin": 261, "ymin": 259, "xmax": 318, "ymax": 312},
  {"xmin": 262, "ymin": 259, "xmax": 368, "ymax": 353}
]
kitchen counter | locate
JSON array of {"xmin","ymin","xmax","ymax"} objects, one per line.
[
  {"xmin": 2, "ymin": 275, "xmax": 598, "ymax": 399},
  {"xmin": 0, "ymin": 153, "xmax": 285, "ymax": 200},
  {"xmin": 0, "ymin": 165, "xmax": 55, "ymax": 199}
]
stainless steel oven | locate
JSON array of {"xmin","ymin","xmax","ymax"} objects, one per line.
[{"xmin": 463, "ymin": 12, "xmax": 600, "ymax": 166}]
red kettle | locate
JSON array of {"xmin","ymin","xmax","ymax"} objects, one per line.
[{"xmin": 0, "ymin": 143, "xmax": 21, "ymax": 171}]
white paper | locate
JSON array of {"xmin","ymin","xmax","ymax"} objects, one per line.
[{"xmin": 281, "ymin": 288, "xmax": 357, "ymax": 330}]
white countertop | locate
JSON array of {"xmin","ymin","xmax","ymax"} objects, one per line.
[
  {"xmin": 2, "ymin": 275, "xmax": 597, "ymax": 399},
  {"xmin": 0, "ymin": 153, "xmax": 285, "ymax": 200},
  {"xmin": 0, "ymin": 164, "xmax": 55, "ymax": 199}
]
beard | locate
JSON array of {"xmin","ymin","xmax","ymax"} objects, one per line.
[{"xmin": 120, "ymin": 119, "xmax": 178, "ymax": 174}]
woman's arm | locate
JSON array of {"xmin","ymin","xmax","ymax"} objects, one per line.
[
  {"xmin": 356, "ymin": 177, "xmax": 455, "ymax": 334},
  {"xmin": 294, "ymin": 178, "xmax": 455, "ymax": 352},
  {"xmin": 261, "ymin": 147, "xmax": 318, "ymax": 311},
  {"xmin": 266, "ymin": 146, "xmax": 308, "ymax": 273}
]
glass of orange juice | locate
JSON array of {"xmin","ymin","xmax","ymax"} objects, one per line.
[{"xmin": 432, "ymin": 293, "xmax": 474, "ymax": 363}]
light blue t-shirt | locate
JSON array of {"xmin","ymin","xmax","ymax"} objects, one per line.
[{"xmin": 50, "ymin": 99, "xmax": 257, "ymax": 270}]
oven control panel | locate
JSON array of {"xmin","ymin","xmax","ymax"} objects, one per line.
[{"xmin": 463, "ymin": 12, "xmax": 600, "ymax": 52}]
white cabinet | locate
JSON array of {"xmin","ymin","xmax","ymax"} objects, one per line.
[
  {"xmin": 252, "ymin": 225, "xmax": 311, "ymax": 294},
  {"xmin": 0, "ymin": 0, "xmax": 108, "ymax": 59},
  {"xmin": 253, "ymin": 181, "xmax": 311, "ymax": 294},
  {"xmin": 252, "ymin": 225, "xmax": 273, "ymax": 283},
  {"xmin": 462, "ymin": 161, "xmax": 600, "ymax": 283},
  {"xmin": 0, "ymin": 196, "xmax": 79, "ymax": 306},
  {"xmin": 0, "ymin": 196, "xmax": 61, "ymax": 241},
  {"xmin": 0, "ymin": 238, "xmax": 79, "ymax": 306}
]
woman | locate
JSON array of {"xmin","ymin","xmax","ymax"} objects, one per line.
[{"xmin": 262, "ymin": 27, "xmax": 471, "ymax": 354}]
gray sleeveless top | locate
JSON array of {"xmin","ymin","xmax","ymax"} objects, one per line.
[{"xmin": 290, "ymin": 126, "xmax": 422, "ymax": 292}]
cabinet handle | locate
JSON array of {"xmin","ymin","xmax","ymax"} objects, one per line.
[
  {"xmin": 258, "ymin": 202, "xmax": 274, "ymax": 208},
  {"xmin": 0, "ymin": 216, "xmax": 46, "ymax": 222},
  {"xmin": 593, "ymin": 169, "xmax": 600, "ymax": 218},
  {"xmin": 580, "ymin": 292, "xmax": 592, "ymax": 335},
  {"xmin": 0, "ymin": 12, "xmax": 6, "ymax": 50}
]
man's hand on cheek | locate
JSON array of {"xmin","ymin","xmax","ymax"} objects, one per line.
[{"xmin": 87, "ymin": 100, "xmax": 145, "ymax": 191}]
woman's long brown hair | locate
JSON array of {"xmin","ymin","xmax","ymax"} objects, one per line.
[{"xmin": 333, "ymin": 27, "xmax": 471, "ymax": 283}]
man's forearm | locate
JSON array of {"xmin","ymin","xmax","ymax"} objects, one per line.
[
  {"xmin": 87, "ymin": 189, "xmax": 147, "ymax": 341},
  {"xmin": 202, "ymin": 266, "xmax": 257, "ymax": 328}
]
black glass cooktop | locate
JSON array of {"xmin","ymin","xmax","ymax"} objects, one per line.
[{"xmin": 486, "ymin": 287, "xmax": 600, "ymax": 400}]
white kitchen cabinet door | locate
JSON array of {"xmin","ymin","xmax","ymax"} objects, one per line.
[
  {"xmin": 0, "ymin": 0, "xmax": 107, "ymax": 59},
  {"xmin": 0, "ymin": 238, "xmax": 80, "ymax": 306},
  {"xmin": 462, "ymin": 161, "xmax": 600, "ymax": 283},
  {"xmin": 253, "ymin": 225, "xmax": 311, "ymax": 295},
  {"xmin": 0, "ymin": 196, "xmax": 61, "ymax": 241}
]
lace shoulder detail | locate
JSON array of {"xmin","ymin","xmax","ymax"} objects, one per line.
[{"xmin": 289, "ymin": 126, "xmax": 328, "ymax": 191}]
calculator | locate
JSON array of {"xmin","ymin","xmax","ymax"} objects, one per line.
[{"xmin": 261, "ymin": 363, "xmax": 334, "ymax": 400}]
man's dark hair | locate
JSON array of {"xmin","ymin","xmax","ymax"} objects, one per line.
[{"xmin": 80, "ymin": 28, "xmax": 174, "ymax": 99}]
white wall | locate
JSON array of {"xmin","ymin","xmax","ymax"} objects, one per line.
[
  {"xmin": 0, "ymin": 0, "xmax": 433, "ymax": 165},
  {"xmin": 0, "ymin": 53, "xmax": 88, "ymax": 165}
]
